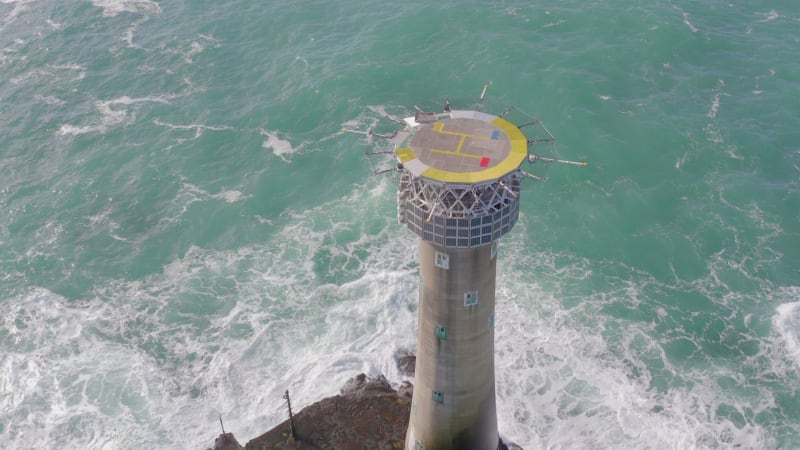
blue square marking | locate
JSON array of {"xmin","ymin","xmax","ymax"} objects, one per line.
[{"xmin": 490, "ymin": 130, "xmax": 500, "ymax": 140}]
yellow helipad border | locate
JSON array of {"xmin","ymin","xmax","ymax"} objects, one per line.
[{"xmin": 394, "ymin": 111, "xmax": 527, "ymax": 184}]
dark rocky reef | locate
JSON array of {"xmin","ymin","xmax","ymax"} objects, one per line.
[
  {"xmin": 393, "ymin": 349, "xmax": 416, "ymax": 377},
  {"xmin": 243, "ymin": 374, "xmax": 409, "ymax": 450},
  {"xmin": 207, "ymin": 370, "xmax": 523, "ymax": 450}
]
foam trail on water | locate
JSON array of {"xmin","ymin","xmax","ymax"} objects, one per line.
[
  {"xmin": 774, "ymin": 296, "xmax": 800, "ymax": 367},
  {"xmin": 154, "ymin": 120, "xmax": 234, "ymax": 150},
  {"xmin": 58, "ymin": 95, "xmax": 173, "ymax": 136},
  {"xmin": 90, "ymin": 0, "xmax": 162, "ymax": 17},
  {"xmin": 492, "ymin": 214, "xmax": 781, "ymax": 448},
  {"xmin": 673, "ymin": 6, "xmax": 699, "ymax": 33},
  {"xmin": 0, "ymin": 177, "xmax": 421, "ymax": 449},
  {"xmin": 34, "ymin": 94, "xmax": 66, "ymax": 105},
  {"xmin": 260, "ymin": 129, "xmax": 297, "ymax": 162},
  {"xmin": 0, "ymin": 0, "xmax": 35, "ymax": 25}
]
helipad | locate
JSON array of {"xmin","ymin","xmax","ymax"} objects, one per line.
[{"xmin": 394, "ymin": 110, "xmax": 527, "ymax": 184}]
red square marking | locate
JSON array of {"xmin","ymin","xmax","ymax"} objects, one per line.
[{"xmin": 479, "ymin": 157, "xmax": 490, "ymax": 167}]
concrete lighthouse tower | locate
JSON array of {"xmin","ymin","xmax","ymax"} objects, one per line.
[{"xmin": 394, "ymin": 108, "xmax": 528, "ymax": 450}]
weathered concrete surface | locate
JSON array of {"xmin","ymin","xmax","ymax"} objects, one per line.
[{"xmin": 407, "ymin": 242, "xmax": 498, "ymax": 450}]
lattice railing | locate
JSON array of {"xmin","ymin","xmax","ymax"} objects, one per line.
[{"xmin": 398, "ymin": 171, "xmax": 521, "ymax": 248}]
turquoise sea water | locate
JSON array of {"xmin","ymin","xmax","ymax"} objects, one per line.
[{"xmin": 2, "ymin": 1, "xmax": 799, "ymax": 448}]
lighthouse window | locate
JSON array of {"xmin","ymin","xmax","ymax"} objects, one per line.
[
  {"xmin": 464, "ymin": 290, "xmax": 478, "ymax": 307},
  {"xmin": 434, "ymin": 251, "xmax": 449, "ymax": 270}
]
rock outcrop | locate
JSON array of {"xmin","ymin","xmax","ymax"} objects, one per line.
[
  {"xmin": 206, "ymin": 432, "xmax": 243, "ymax": 450},
  {"xmin": 243, "ymin": 374, "xmax": 411, "ymax": 450},
  {"xmin": 393, "ymin": 349, "xmax": 416, "ymax": 377},
  {"xmin": 204, "ymin": 368, "xmax": 524, "ymax": 449}
]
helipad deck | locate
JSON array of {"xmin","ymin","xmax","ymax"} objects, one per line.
[{"xmin": 394, "ymin": 110, "xmax": 527, "ymax": 185}]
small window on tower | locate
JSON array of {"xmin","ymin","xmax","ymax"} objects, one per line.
[
  {"xmin": 464, "ymin": 290, "xmax": 478, "ymax": 307},
  {"xmin": 434, "ymin": 251, "xmax": 449, "ymax": 270}
]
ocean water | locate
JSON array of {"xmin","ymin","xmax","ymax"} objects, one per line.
[{"xmin": 2, "ymin": 0, "xmax": 799, "ymax": 448}]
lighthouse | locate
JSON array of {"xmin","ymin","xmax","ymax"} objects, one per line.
[
  {"xmin": 394, "ymin": 108, "xmax": 525, "ymax": 450},
  {"xmin": 341, "ymin": 88, "xmax": 584, "ymax": 448}
]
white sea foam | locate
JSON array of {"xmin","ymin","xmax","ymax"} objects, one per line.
[
  {"xmin": 90, "ymin": 0, "xmax": 162, "ymax": 17},
  {"xmin": 674, "ymin": 6, "xmax": 699, "ymax": 33},
  {"xmin": 0, "ymin": 0, "xmax": 35, "ymax": 25},
  {"xmin": 753, "ymin": 75, "xmax": 764, "ymax": 95},
  {"xmin": 34, "ymin": 94, "xmax": 66, "ymax": 105},
  {"xmin": 213, "ymin": 190, "xmax": 247, "ymax": 203},
  {"xmin": 2, "ymin": 173, "xmax": 791, "ymax": 449},
  {"xmin": 161, "ymin": 38, "xmax": 216, "ymax": 63},
  {"xmin": 198, "ymin": 34, "xmax": 220, "ymax": 45},
  {"xmin": 254, "ymin": 215, "xmax": 273, "ymax": 225},
  {"xmin": 157, "ymin": 180, "xmax": 250, "ymax": 226},
  {"xmin": 774, "ymin": 295, "xmax": 800, "ymax": 368},
  {"xmin": 10, "ymin": 68, "xmax": 48, "ymax": 84},
  {"xmin": 154, "ymin": 119, "xmax": 233, "ymax": 149},
  {"xmin": 154, "ymin": 119, "xmax": 231, "ymax": 134},
  {"xmin": 675, "ymin": 152, "xmax": 688, "ymax": 169},
  {"xmin": 87, "ymin": 199, "xmax": 129, "ymax": 242},
  {"xmin": 51, "ymin": 62, "xmax": 86, "ymax": 77},
  {"xmin": 24, "ymin": 220, "xmax": 64, "ymax": 260},
  {"xmin": 117, "ymin": 15, "xmax": 153, "ymax": 49},
  {"xmin": 707, "ymin": 80, "xmax": 728, "ymax": 119},
  {"xmin": 707, "ymin": 94, "xmax": 721, "ymax": 118},
  {"xmin": 493, "ymin": 226, "xmax": 779, "ymax": 448},
  {"xmin": 542, "ymin": 19, "xmax": 566, "ymax": 29},
  {"xmin": 58, "ymin": 95, "xmax": 172, "ymax": 136},
  {"xmin": 758, "ymin": 10, "xmax": 780, "ymax": 22},
  {"xmin": 10, "ymin": 63, "xmax": 85, "ymax": 85},
  {"xmin": 123, "ymin": 180, "xmax": 410, "ymax": 446},
  {"xmin": 0, "ymin": 290, "xmax": 83, "ymax": 431},
  {"xmin": 1, "ymin": 39, "xmax": 26, "ymax": 64},
  {"xmin": 260, "ymin": 129, "xmax": 297, "ymax": 162},
  {"xmin": 98, "ymin": 95, "xmax": 169, "ymax": 125},
  {"xmin": 184, "ymin": 41, "xmax": 204, "ymax": 63},
  {"xmin": 57, "ymin": 124, "xmax": 97, "ymax": 136},
  {"xmin": 704, "ymin": 123, "xmax": 723, "ymax": 143},
  {"xmin": 502, "ymin": 7, "xmax": 519, "ymax": 16},
  {"xmin": 45, "ymin": 18, "xmax": 63, "ymax": 29}
]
